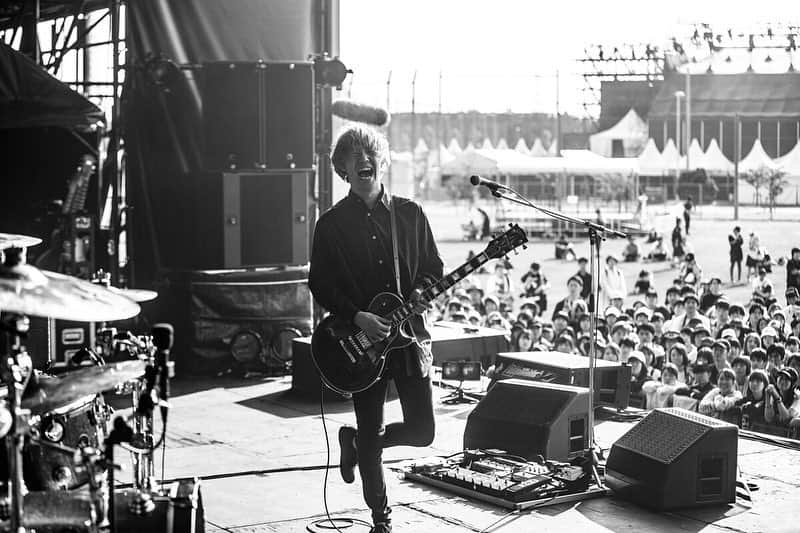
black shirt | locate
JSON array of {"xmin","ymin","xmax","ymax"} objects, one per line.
[{"xmin": 308, "ymin": 188, "xmax": 444, "ymax": 375}]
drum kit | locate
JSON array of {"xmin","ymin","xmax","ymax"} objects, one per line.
[{"xmin": 0, "ymin": 234, "xmax": 178, "ymax": 532}]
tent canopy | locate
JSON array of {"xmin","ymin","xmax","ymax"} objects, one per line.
[
  {"xmin": 702, "ymin": 138, "xmax": 734, "ymax": 173},
  {"xmin": 441, "ymin": 148, "xmax": 638, "ymax": 176},
  {"xmin": 589, "ymin": 108, "xmax": 648, "ymax": 157},
  {"xmin": 637, "ymin": 138, "xmax": 666, "ymax": 174},
  {"xmin": 777, "ymin": 141, "xmax": 800, "ymax": 177},
  {"xmin": 740, "ymin": 139, "xmax": 779, "ymax": 172},
  {"xmin": 0, "ymin": 42, "xmax": 104, "ymax": 130}
]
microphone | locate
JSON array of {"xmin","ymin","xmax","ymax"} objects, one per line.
[
  {"xmin": 331, "ymin": 99, "xmax": 391, "ymax": 127},
  {"xmin": 152, "ymin": 323, "xmax": 174, "ymax": 421},
  {"xmin": 470, "ymin": 175, "xmax": 506, "ymax": 192}
]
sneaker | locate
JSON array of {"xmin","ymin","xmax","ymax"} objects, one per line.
[
  {"xmin": 338, "ymin": 425, "xmax": 357, "ymax": 484},
  {"xmin": 370, "ymin": 522, "xmax": 392, "ymax": 533}
]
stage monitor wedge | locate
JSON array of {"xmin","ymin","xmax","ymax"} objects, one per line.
[
  {"xmin": 463, "ymin": 379, "xmax": 590, "ymax": 462},
  {"xmin": 605, "ymin": 408, "xmax": 738, "ymax": 510}
]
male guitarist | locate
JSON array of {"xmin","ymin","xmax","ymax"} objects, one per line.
[{"xmin": 309, "ymin": 124, "xmax": 444, "ymax": 533}]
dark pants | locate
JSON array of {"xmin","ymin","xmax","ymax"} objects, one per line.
[
  {"xmin": 684, "ymin": 213, "xmax": 691, "ymax": 234},
  {"xmin": 352, "ymin": 369, "xmax": 434, "ymax": 524}
]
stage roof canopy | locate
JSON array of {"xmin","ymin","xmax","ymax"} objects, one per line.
[
  {"xmin": 0, "ymin": 42, "xmax": 104, "ymax": 130},
  {"xmin": 649, "ymin": 72, "xmax": 800, "ymax": 118}
]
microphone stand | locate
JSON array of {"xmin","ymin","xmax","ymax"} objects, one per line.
[{"xmin": 484, "ymin": 182, "xmax": 626, "ymax": 489}]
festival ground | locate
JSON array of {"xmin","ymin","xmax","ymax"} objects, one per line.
[{"xmin": 138, "ymin": 374, "xmax": 800, "ymax": 533}]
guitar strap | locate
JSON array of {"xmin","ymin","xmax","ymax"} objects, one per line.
[{"xmin": 389, "ymin": 196, "xmax": 402, "ymax": 296}]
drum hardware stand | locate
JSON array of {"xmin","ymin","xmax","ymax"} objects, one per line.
[
  {"xmin": 105, "ymin": 415, "xmax": 135, "ymax": 533},
  {"xmin": 476, "ymin": 179, "xmax": 627, "ymax": 493},
  {"xmin": 0, "ymin": 316, "xmax": 34, "ymax": 533}
]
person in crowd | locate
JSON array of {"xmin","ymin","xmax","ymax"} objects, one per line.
[
  {"xmin": 750, "ymin": 348, "xmax": 768, "ymax": 372},
  {"xmin": 728, "ymin": 337, "xmax": 742, "ymax": 362},
  {"xmin": 785, "ymin": 354, "xmax": 800, "ymax": 376},
  {"xmin": 634, "ymin": 270, "xmax": 652, "ymax": 294},
  {"xmin": 676, "ymin": 362, "xmax": 716, "ymax": 403},
  {"xmin": 643, "ymin": 363, "xmax": 689, "ymax": 409},
  {"xmin": 728, "ymin": 226, "xmax": 744, "ymax": 283},
  {"xmin": 743, "ymin": 331, "xmax": 761, "ymax": 357},
  {"xmin": 786, "ymin": 247, "xmax": 800, "ymax": 293},
  {"xmin": 520, "ymin": 262, "xmax": 548, "ymax": 314},
  {"xmin": 600, "ymin": 254, "xmax": 626, "ymax": 309},
  {"xmin": 552, "ymin": 276, "xmax": 587, "ymax": 325},
  {"xmin": 667, "ymin": 292, "xmax": 710, "ymax": 332},
  {"xmin": 766, "ymin": 344, "xmax": 786, "ymax": 383},
  {"xmin": 574, "ymin": 257, "xmax": 593, "ymax": 307},
  {"xmin": 646, "ymin": 235, "xmax": 668, "ymax": 262},
  {"xmin": 541, "ymin": 322, "xmax": 555, "ymax": 345},
  {"xmin": 761, "ymin": 326, "xmax": 778, "ymax": 350},
  {"xmin": 486, "ymin": 311, "xmax": 509, "ymax": 331},
  {"xmin": 576, "ymin": 312, "xmax": 592, "ymax": 338},
  {"xmin": 627, "ymin": 351, "xmax": 650, "ymax": 394},
  {"xmin": 554, "ymin": 334, "xmax": 576, "ymax": 354},
  {"xmin": 554, "ymin": 233, "xmax": 576, "ymax": 261},
  {"xmin": 695, "ymin": 347, "xmax": 718, "ymax": 384},
  {"xmin": 489, "ymin": 261, "xmax": 514, "ymax": 307},
  {"xmin": 679, "ymin": 253, "xmax": 703, "ymax": 287},
  {"xmin": 603, "ymin": 342, "xmax": 621, "ymax": 362},
  {"xmin": 731, "ymin": 355, "xmax": 752, "ymax": 396},
  {"xmin": 700, "ymin": 277, "xmax": 725, "ymax": 313},
  {"xmin": 748, "ymin": 304, "xmax": 765, "ymax": 334},
  {"xmin": 746, "ymin": 232, "xmax": 765, "ymax": 281},
  {"xmin": 737, "ymin": 369, "xmax": 771, "ymax": 427},
  {"xmin": 785, "ymin": 287, "xmax": 800, "ymax": 322},
  {"xmin": 514, "ymin": 329, "xmax": 534, "ymax": 352},
  {"xmin": 699, "ymin": 368, "xmax": 743, "ymax": 420},
  {"xmin": 712, "ymin": 339, "xmax": 732, "ymax": 372},
  {"xmin": 623, "ymin": 235, "xmax": 640, "ymax": 262},
  {"xmin": 619, "ymin": 335, "xmax": 637, "ymax": 362},
  {"xmin": 466, "ymin": 286, "xmax": 485, "ymax": 315},
  {"xmin": 671, "ymin": 217, "xmax": 686, "ymax": 266},
  {"xmin": 668, "ymin": 343, "xmax": 691, "ymax": 384},
  {"xmin": 683, "ymin": 196, "xmax": 693, "ymax": 235},
  {"xmin": 710, "ymin": 297, "xmax": 731, "ymax": 338},
  {"xmin": 644, "ymin": 288, "xmax": 659, "ymax": 311},
  {"xmin": 765, "ymin": 367, "xmax": 800, "ymax": 427},
  {"xmin": 751, "ymin": 267, "xmax": 776, "ymax": 307}
]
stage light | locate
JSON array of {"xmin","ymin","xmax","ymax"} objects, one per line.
[
  {"xmin": 725, "ymin": 55, "xmax": 733, "ymax": 63},
  {"xmin": 442, "ymin": 361, "xmax": 482, "ymax": 382},
  {"xmin": 144, "ymin": 54, "xmax": 180, "ymax": 88},
  {"xmin": 313, "ymin": 56, "xmax": 350, "ymax": 89},
  {"xmin": 765, "ymin": 55, "xmax": 773, "ymax": 63}
]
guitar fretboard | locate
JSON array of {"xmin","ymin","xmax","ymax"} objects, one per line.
[{"xmin": 385, "ymin": 252, "xmax": 491, "ymax": 328}]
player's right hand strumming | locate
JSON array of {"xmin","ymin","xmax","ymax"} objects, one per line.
[{"xmin": 354, "ymin": 311, "xmax": 391, "ymax": 343}]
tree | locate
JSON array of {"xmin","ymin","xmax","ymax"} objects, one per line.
[
  {"xmin": 596, "ymin": 172, "xmax": 632, "ymax": 212},
  {"xmin": 745, "ymin": 166, "xmax": 787, "ymax": 218}
]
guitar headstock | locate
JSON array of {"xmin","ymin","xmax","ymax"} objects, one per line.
[
  {"xmin": 484, "ymin": 223, "xmax": 528, "ymax": 260},
  {"xmin": 77, "ymin": 155, "xmax": 97, "ymax": 179}
]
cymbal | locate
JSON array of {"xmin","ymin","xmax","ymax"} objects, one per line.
[
  {"xmin": 107, "ymin": 286, "xmax": 159, "ymax": 303},
  {"xmin": 0, "ymin": 233, "xmax": 42, "ymax": 249},
  {"xmin": 22, "ymin": 361, "xmax": 147, "ymax": 414},
  {"xmin": 0, "ymin": 263, "xmax": 140, "ymax": 321}
]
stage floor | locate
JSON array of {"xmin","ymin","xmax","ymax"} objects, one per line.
[{"xmin": 138, "ymin": 375, "xmax": 799, "ymax": 533}]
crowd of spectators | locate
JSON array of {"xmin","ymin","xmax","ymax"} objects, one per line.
[{"xmin": 428, "ymin": 228, "xmax": 800, "ymax": 438}]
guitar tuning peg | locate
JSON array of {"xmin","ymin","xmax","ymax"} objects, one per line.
[
  {"xmin": 508, "ymin": 222, "xmax": 513, "ymax": 228},
  {"xmin": 522, "ymin": 244, "xmax": 527, "ymax": 250}
]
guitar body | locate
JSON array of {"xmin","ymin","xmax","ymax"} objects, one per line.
[
  {"xmin": 311, "ymin": 292, "xmax": 415, "ymax": 396},
  {"xmin": 309, "ymin": 223, "xmax": 528, "ymax": 396}
]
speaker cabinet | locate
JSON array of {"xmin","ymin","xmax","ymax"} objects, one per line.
[
  {"xmin": 189, "ymin": 171, "xmax": 311, "ymax": 269},
  {"xmin": 463, "ymin": 379, "xmax": 590, "ymax": 462},
  {"xmin": 605, "ymin": 408, "xmax": 738, "ymax": 510},
  {"xmin": 201, "ymin": 61, "xmax": 314, "ymax": 171},
  {"xmin": 492, "ymin": 351, "xmax": 631, "ymax": 410}
]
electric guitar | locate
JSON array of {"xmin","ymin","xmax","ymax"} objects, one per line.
[{"xmin": 311, "ymin": 224, "xmax": 528, "ymax": 396}]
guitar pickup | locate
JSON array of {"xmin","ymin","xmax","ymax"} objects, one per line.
[{"xmin": 338, "ymin": 339, "xmax": 358, "ymax": 364}]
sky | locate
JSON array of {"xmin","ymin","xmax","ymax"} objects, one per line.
[{"xmin": 338, "ymin": 0, "xmax": 800, "ymax": 118}]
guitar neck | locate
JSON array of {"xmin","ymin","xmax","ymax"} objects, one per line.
[{"xmin": 385, "ymin": 251, "xmax": 493, "ymax": 328}]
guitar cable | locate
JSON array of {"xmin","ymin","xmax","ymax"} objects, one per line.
[{"xmin": 306, "ymin": 384, "xmax": 372, "ymax": 533}]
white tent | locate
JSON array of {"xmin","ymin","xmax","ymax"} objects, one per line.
[
  {"xmin": 703, "ymin": 138, "xmax": 734, "ymax": 174},
  {"xmin": 530, "ymin": 138, "xmax": 547, "ymax": 157},
  {"xmin": 777, "ymin": 141, "xmax": 800, "ymax": 176},
  {"xmin": 496, "ymin": 138, "xmax": 509, "ymax": 150},
  {"xmin": 481, "ymin": 137, "xmax": 494, "ymax": 150},
  {"xmin": 438, "ymin": 143, "xmax": 455, "ymax": 166},
  {"xmin": 513, "ymin": 138, "xmax": 530, "ymax": 155},
  {"xmin": 440, "ymin": 149, "xmax": 541, "ymax": 176},
  {"xmin": 465, "ymin": 141, "xmax": 476, "ymax": 152},
  {"xmin": 739, "ymin": 139, "xmax": 779, "ymax": 172},
  {"xmin": 684, "ymin": 138, "xmax": 708, "ymax": 170},
  {"xmin": 447, "ymin": 138, "xmax": 462, "ymax": 154},
  {"xmin": 588, "ymin": 108, "xmax": 648, "ymax": 157},
  {"xmin": 661, "ymin": 139, "xmax": 680, "ymax": 170},
  {"xmin": 547, "ymin": 140, "xmax": 558, "ymax": 156},
  {"xmin": 414, "ymin": 138, "xmax": 429, "ymax": 155},
  {"xmin": 637, "ymin": 138, "xmax": 666, "ymax": 175}
]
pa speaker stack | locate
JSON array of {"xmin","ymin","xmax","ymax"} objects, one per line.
[{"xmin": 605, "ymin": 408, "xmax": 738, "ymax": 510}]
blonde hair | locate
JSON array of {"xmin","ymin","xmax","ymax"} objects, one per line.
[{"xmin": 331, "ymin": 124, "xmax": 390, "ymax": 181}]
